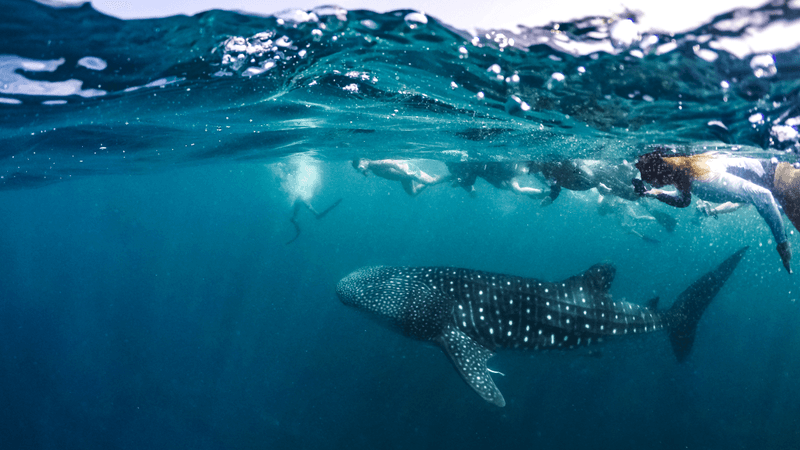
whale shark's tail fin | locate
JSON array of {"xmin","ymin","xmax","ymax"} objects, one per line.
[{"xmin": 666, "ymin": 246, "xmax": 748, "ymax": 362}]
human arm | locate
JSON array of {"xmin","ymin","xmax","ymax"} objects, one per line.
[
  {"xmin": 699, "ymin": 201, "xmax": 745, "ymax": 218},
  {"xmin": 644, "ymin": 188, "xmax": 692, "ymax": 208},
  {"xmin": 509, "ymin": 179, "xmax": 546, "ymax": 197}
]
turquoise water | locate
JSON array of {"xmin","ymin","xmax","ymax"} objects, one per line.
[{"xmin": 1, "ymin": 0, "xmax": 799, "ymax": 448}]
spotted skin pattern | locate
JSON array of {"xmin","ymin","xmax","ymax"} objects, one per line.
[{"xmin": 336, "ymin": 248, "xmax": 746, "ymax": 407}]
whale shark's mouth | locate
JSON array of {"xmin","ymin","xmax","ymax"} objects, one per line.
[
  {"xmin": 335, "ymin": 266, "xmax": 385, "ymax": 307},
  {"xmin": 335, "ymin": 271, "xmax": 361, "ymax": 306}
]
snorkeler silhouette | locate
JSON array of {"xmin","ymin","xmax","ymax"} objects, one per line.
[
  {"xmin": 596, "ymin": 192, "xmax": 665, "ymax": 243},
  {"xmin": 447, "ymin": 161, "xmax": 547, "ymax": 199},
  {"xmin": 286, "ymin": 198, "xmax": 343, "ymax": 245},
  {"xmin": 529, "ymin": 158, "xmax": 640, "ymax": 206},
  {"xmin": 352, "ymin": 158, "xmax": 446, "ymax": 196},
  {"xmin": 634, "ymin": 148, "xmax": 795, "ymax": 273}
]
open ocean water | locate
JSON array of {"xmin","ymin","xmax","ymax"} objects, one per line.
[{"xmin": 2, "ymin": 0, "xmax": 800, "ymax": 448}]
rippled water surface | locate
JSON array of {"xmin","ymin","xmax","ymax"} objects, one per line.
[{"xmin": 2, "ymin": 0, "xmax": 800, "ymax": 188}]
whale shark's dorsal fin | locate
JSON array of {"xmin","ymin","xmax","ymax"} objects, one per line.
[
  {"xmin": 435, "ymin": 324, "xmax": 505, "ymax": 407},
  {"xmin": 561, "ymin": 263, "xmax": 616, "ymax": 300},
  {"xmin": 581, "ymin": 263, "xmax": 616, "ymax": 294},
  {"xmin": 646, "ymin": 297, "xmax": 660, "ymax": 310}
]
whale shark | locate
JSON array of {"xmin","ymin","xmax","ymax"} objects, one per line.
[{"xmin": 336, "ymin": 247, "xmax": 747, "ymax": 407}]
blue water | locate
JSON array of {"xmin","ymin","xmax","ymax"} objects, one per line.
[{"xmin": 1, "ymin": 0, "xmax": 800, "ymax": 448}]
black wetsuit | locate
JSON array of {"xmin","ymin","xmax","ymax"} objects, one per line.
[
  {"xmin": 539, "ymin": 159, "xmax": 639, "ymax": 202},
  {"xmin": 447, "ymin": 162, "xmax": 527, "ymax": 191}
]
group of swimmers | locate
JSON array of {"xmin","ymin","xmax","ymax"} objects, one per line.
[
  {"xmin": 351, "ymin": 157, "xmax": 678, "ymax": 238},
  {"xmin": 291, "ymin": 150, "xmax": 800, "ymax": 274}
]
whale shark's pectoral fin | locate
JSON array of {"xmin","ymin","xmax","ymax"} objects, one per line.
[{"xmin": 435, "ymin": 324, "xmax": 505, "ymax": 407}]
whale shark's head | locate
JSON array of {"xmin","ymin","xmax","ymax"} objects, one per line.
[
  {"xmin": 336, "ymin": 266, "xmax": 409, "ymax": 328},
  {"xmin": 336, "ymin": 266, "xmax": 451, "ymax": 339},
  {"xmin": 336, "ymin": 266, "xmax": 389, "ymax": 308}
]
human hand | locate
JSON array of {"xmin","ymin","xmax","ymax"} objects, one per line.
[
  {"xmin": 695, "ymin": 200, "xmax": 715, "ymax": 218},
  {"xmin": 643, "ymin": 189, "xmax": 662, "ymax": 198},
  {"xmin": 631, "ymin": 178, "xmax": 646, "ymax": 196}
]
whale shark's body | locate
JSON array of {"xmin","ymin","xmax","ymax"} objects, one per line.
[{"xmin": 336, "ymin": 247, "xmax": 747, "ymax": 406}]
